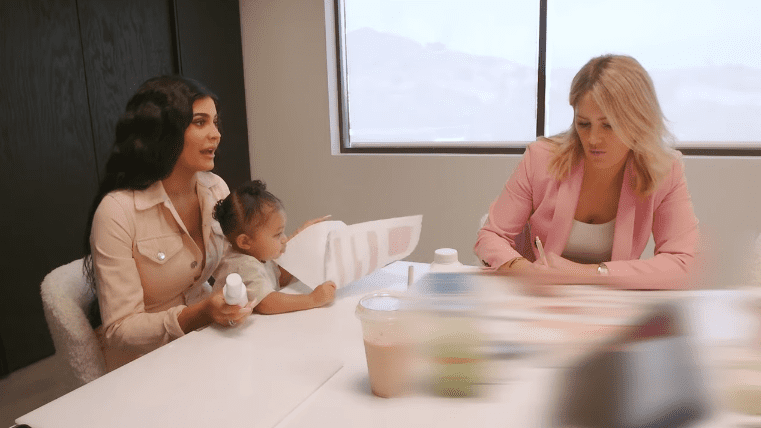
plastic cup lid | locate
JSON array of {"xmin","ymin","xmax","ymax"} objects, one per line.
[
  {"xmin": 356, "ymin": 292, "xmax": 410, "ymax": 322},
  {"xmin": 361, "ymin": 295, "xmax": 401, "ymax": 311}
]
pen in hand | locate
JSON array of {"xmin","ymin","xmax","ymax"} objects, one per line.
[{"xmin": 535, "ymin": 236, "xmax": 549, "ymax": 267}]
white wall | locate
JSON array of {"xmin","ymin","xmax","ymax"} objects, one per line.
[{"xmin": 239, "ymin": 0, "xmax": 761, "ymax": 286}]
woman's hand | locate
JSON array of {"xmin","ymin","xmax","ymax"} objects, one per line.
[
  {"xmin": 497, "ymin": 257, "xmax": 541, "ymax": 275},
  {"xmin": 495, "ymin": 252, "xmax": 603, "ymax": 295},
  {"xmin": 205, "ymin": 288, "xmax": 256, "ymax": 327},
  {"xmin": 309, "ymin": 281, "xmax": 336, "ymax": 307},
  {"xmin": 288, "ymin": 215, "xmax": 332, "ymax": 241},
  {"xmin": 538, "ymin": 252, "xmax": 598, "ymax": 277},
  {"xmin": 178, "ymin": 288, "xmax": 256, "ymax": 332}
]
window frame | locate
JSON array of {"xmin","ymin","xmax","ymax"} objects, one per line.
[{"xmin": 333, "ymin": 0, "xmax": 761, "ymax": 156}]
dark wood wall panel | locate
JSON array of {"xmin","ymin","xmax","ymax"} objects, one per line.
[
  {"xmin": 0, "ymin": 0, "xmax": 250, "ymax": 375},
  {"xmin": 0, "ymin": 0, "xmax": 97, "ymax": 371},
  {"xmin": 175, "ymin": 0, "xmax": 251, "ymax": 189},
  {"xmin": 76, "ymin": 0, "xmax": 177, "ymax": 175}
]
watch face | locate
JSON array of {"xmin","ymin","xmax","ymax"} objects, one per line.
[{"xmin": 598, "ymin": 263, "xmax": 609, "ymax": 275}]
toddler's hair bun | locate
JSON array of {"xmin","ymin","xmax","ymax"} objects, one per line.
[{"xmin": 242, "ymin": 179, "xmax": 267, "ymax": 197}]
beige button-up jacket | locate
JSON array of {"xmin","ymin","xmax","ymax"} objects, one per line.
[{"xmin": 91, "ymin": 172, "xmax": 230, "ymax": 370}]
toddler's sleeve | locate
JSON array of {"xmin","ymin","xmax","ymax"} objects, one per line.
[{"xmin": 214, "ymin": 254, "xmax": 276, "ymax": 305}]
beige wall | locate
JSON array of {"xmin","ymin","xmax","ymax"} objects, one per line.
[{"xmin": 239, "ymin": 0, "xmax": 761, "ymax": 286}]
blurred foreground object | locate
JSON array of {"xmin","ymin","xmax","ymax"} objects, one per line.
[
  {"xmin": 722, "ymin": 286, "xmax": 761, "ymax": 416},
  {"xmin": 553, "ymin": 304, "xmax": 709, "ymax": 428}
]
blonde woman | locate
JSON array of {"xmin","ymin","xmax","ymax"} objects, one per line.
[{"xmin": 474, "ymin": 55, "xmax": 699, "ymax": 288}]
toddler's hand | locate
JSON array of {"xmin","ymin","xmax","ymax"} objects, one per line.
[{"xmin": 310, "ymin": 281, "xmax": 336, "ymax": 307}]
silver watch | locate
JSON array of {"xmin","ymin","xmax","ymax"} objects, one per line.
[{"xmin": 597, "ymin": 262, "xmax": 609, "ymax": 276}]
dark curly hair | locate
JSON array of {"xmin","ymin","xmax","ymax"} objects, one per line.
[
  {"xmin": 83, "ymin": 75, "xmax": 218, "ymax": 326},
  {"xmin": 213, "ymin": 180, "xmax": 284, "ymax": 243}
]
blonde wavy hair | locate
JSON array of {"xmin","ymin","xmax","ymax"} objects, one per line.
[{"xmin": 546, "ymin": 54, "xmax": 676, "ymax": 196}]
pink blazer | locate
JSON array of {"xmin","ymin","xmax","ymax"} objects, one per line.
[{"xmin": 474, "ymin": 139, "xmax": 699, "ymax": 285}]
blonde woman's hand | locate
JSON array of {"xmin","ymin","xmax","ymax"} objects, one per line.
[
  {"xmin": 501, "ymin": 252, "xmax": 601, "ymax": 295},
  {"xmin": 541, "ymin": 252, "xmax": 598, "ymax": 277},
  {"xmin": 497, "ymin": 256, "xmax": 542, "ymax": 275},
  {"xmin": 288, "ymin": 215, "xmax": 332, "ymax": 241}
]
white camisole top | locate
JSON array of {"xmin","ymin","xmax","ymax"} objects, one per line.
[{"xmin": 561, "ymin": 218, "xmax": 616, "ymax": 264}]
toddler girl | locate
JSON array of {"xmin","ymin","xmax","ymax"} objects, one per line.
[{"xmin": 212, "ymin": 180, "xmax": 336, "ymax": 314}]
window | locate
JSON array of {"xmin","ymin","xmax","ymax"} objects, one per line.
[{"xmin": 335, "ymin": 0, "xmax": 761, "ymax": 155}]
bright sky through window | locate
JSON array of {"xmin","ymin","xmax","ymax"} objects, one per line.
[{"xmin": 340, "ymin": 0, "xmax": 761, "ymax": 149}]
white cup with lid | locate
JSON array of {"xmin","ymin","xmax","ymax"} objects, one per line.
[{"xmin": 355, "ymin": 292, "xmax": 416, "ymax": 397}]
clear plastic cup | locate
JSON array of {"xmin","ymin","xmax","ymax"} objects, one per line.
[{"xmin": 355, "ymin": 292, "xmax": 416, "ymax": 398}]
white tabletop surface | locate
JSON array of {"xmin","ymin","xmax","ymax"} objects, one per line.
[{"xmin": 16, "ymin": 261, "xmax": 761, "ymax": 428}]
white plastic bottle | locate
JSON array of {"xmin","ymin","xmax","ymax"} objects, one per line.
[
  {"xmin": 222, "ymin": 273, "xmax": 248, "ymax": 306},
  {"xmin": 429, "ymin": 248, "xmax": 468, "ymax": 273}
]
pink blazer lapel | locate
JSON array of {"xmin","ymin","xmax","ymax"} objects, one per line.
[
  {"xmin": 611, "ymin": 156, "xmax": 637, "ymax": 260},
  {"xmin": 546, "ymin": 160, "xmax": 584, "ymax": 255}
]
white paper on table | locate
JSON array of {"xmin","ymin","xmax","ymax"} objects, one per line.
[{"xmin": 276, "ymin": 215, "xmax": 423, "ymax": 288}]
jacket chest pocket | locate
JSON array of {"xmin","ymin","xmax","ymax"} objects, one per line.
[
  {"xmin": 206, "ymin": 221, "xmax": 227, "ymax": 262},
  {"xmin": 136, "ymin": 233, "xmax": 184, "ymax": 264}
]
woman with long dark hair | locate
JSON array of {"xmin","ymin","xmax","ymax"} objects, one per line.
[{"xmin": 84, "ymin": 76, "xmax": 254, "ymax": 371}]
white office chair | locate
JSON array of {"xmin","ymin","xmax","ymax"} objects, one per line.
[
  {"xmin": 479, "ymin": 213, "xmax": 489, "ymax": 229},
  {"xmin": 40, "ymin": 258, "xmax": 106, "ymax": 389},
  {"xmin": 470, "ymin": 213, "xmax": 489, "ymax": 266},
  {"xmin": 476, "ymin": 211, "xmax": 534, "ymax": 266},
  {"xmin": 753, "ymin": 232, "xmax": 761, "ymax": 286}
]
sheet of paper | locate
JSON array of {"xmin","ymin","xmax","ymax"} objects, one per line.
[
  {"xmin": 276, "ymin": 220, "xmax": 347, "ymax": 287},
  {"xmin": 277, "ymin": 215, "xmax": 422, "ymax": 288}
]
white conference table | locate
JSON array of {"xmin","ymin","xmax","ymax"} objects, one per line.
[{"xmin": 16, "ymin": 261, "xmax": 761, "ymax": 428}]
